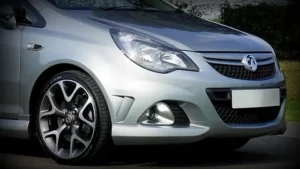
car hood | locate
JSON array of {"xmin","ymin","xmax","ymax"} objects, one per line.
[{"xmin": 76, "ymin": 10, "xmax": 273, "ymax": 52}]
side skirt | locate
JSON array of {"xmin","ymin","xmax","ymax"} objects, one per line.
[{"xmin": 0, "ymin": 119, "xmax": 30, "ymax": 139}]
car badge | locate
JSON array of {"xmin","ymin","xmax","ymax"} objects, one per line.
[{"xmin": 242, "ymin": 54, "xmax": 258, "ymax": 72}]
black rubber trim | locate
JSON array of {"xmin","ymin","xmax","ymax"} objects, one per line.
[{"xmin": 164, "ymin": 101, "xmax": 190, "ymax": 126}]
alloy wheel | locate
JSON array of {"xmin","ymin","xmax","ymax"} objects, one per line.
[{"xmin": 38, "ymin": 80, "xmax": 97, "ymax": 159}]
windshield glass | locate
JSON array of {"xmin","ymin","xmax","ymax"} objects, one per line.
[{"xmin": 50, "ymin": 0, "xmax": 176, "ymax": 11}]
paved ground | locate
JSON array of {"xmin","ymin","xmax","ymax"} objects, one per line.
[
  {"xmin": 0, "ymin": 123, "xmax": 299, "ymax": 169},
  {"xmin": 283, "ymin": 122, "xmax": 300, "ymax": 139}
]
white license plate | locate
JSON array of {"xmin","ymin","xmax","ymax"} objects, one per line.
[{"xmin": 231, "ymin": 88, "xmax": 280, "ymax": 109}]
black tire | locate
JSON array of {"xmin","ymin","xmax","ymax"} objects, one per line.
[
  {"xmin": 34, "ymin": 70, "xmax": 111, "ymax": 165},
  {"xmin": 195, "ymin": 138, "xmax": 250, "ymax": 152}
]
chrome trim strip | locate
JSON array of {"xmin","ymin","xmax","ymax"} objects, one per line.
[
  {"xmin": 201, "ymin": 53, "xmax": 275, "ymax": 66},
  {"xmin": 200, "ymin": 53, "xmax": 274, "ymax": 61},
  {"xmin": 203, "ymin": 58, "xmax": 274, "ymax": 66}
]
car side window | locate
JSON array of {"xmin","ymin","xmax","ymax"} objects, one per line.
[{"xmin": 10, "ymin": 0, "xmax": 46, "ymax": 28}]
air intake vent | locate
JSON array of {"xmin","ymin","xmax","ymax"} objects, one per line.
[
  {"xmin": 206, "ymin": 88, "xmax": 285, "ymax": 125},
  {"xmin": 166, "ymin": 102, "xmax": 190, "ymax": 126}
]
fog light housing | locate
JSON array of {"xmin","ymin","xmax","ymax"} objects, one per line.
[{"xmin": 139, "ymin": 102, "xmax": 175, "ymax": 125}]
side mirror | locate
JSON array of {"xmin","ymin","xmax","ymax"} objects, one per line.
[{"xmin": 0, "ymin": 4, "xmax": 17, "ymax": 30}]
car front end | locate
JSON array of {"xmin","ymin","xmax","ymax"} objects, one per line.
[
  {"xmin": 75, "ymin": 6, "xmax": 287, "ymax": 145},
  {"xmin": 83, "ymin": 12, "xmax": 286, "ymax": 145},
  {"xmin": 15, "ymin": 0, "xmax": 287, "ymax": 163},
  {"xmin": 105, "ymin": 38, "xmax": 287, "ymax": 145}
]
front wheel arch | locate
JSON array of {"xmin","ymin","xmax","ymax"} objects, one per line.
[{"xmin": 28, "ymin": 64, "xmax": 110, "ymax": 138}]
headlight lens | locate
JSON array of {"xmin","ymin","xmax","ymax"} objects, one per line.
[{"xmin": 110, "ymin": 29, "xmax": 199, "ymax": 73}]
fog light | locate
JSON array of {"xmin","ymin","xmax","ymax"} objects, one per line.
[
  {"xmin": 145, "ymin": 108, "xmax": 156, "ymax": 121},
  {"xmin": 138, "ymin": 102, "xmax": 175, "ymax": 125}
]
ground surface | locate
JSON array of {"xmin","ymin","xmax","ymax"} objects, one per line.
[{"xmin": 0, "ymin": 123, "xmax": 299, "ymax": 169}]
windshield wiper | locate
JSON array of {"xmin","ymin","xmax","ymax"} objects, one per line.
[
  {"xmin": 171, "ymin": 8, "xmax": 185, "ymax": 13},
  {"xmin": 99, "ymin": 6, "xmax": 158, "ymax": 11},
  {"xmin": 99, "ymin": 6, "xmax": 141, "ymax": 10}
]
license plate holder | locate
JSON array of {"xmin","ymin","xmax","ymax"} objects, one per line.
[{"xmin": 231, "ymin": 88, "xmax": 280, "ymax": 109}]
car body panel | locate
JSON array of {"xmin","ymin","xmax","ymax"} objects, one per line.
[
  {"xmin": 0, "ymin": 26, "xmax": 24, "ymax": 119},
  {"xmin": 89, "ymin": 10, "xmax": 273, "ymax": 52},
  {"xmin": 0, "ymin": 0, "xmax": 287, "ymax": 145},
  {"xmin": 28, "ymin": 0, "xmax": 47, "ymax": 11}
]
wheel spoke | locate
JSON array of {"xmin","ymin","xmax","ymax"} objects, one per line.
[
  {"xmin": 40, "ymin": 109, "xmax": 55, "ymax": 118},
  {"xmin": 43, "ymin": 124, "xmax": 66, "ymax": 153},
  {"xmin": 58, "ymin": 81, "xmax": 80, "ymax": 102},
  {"xmin": 78, "ymin": 98, "xmax": 95, "ymax": 129},
  {"xmin": 40, "ymin": 91, "xmax": 65, "ymax": 118},
  {"xmin": 70, "ymin": 125, "xmax": 89, "ymax": 157}
]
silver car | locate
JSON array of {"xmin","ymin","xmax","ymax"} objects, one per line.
[{"xmin": 0, "ymin": 0, "xmax": 287, "ymax": 164}]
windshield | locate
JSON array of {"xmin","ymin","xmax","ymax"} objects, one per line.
[{"xmin": 50, "ymin": 0, "xmax": 176, "ymax": 11}]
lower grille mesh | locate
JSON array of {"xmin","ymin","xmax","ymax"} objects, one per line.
[
  {"xmin": 206, "ymin": 88, "xmax": 284, "ymax": 125},
  {"xmin": 214, "ymin": 103, "xmax": 280, "ymax": 124}
]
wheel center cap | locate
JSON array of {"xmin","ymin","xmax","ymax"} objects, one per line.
[{"xmin": 65, "ymin": 114, "xmax": 74, "ymax": 125}]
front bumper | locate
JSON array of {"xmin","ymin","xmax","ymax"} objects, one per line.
[
  {"xmin": 112, "ymin": 99, "xmax": 286, "ymax": 145},
  {"xmin": 95, "ymin": 51, "xmax": 287, "ymax": 145}
]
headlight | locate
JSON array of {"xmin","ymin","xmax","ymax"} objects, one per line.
[{"xmin": 110, "ymin": 28, "xmax": 199, "ymax": 73}]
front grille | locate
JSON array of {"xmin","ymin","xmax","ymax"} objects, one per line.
[
  {"xmin": 206, "ymin": 88, "xmax": 285, "ymax": 125},
  {"xmin": 214, "ymin": 103, "xmax": 280, "ymax": 124},
  {"xmin": 209, "ymin": 63, "xmax": 276, "ymax": 80}
]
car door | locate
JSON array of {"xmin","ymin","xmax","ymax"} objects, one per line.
[{"xmin": 0, "ymin": 2, "xmax": 23, "ymax": 119}]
